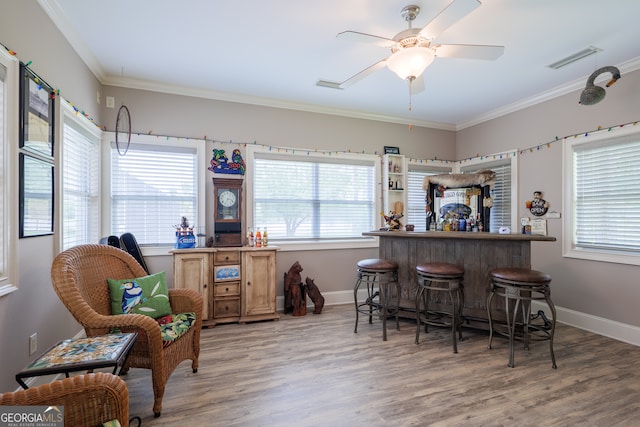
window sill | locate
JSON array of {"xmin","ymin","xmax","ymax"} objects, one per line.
[
  {"xmin": 0, "ymin": 284, "xmax": 18, "ymax": 298},
  {"xmin": 140, "ymin": 238, "xmax": 379, "ymax": 256},
  {"xmin": 563, "ymin": 247, "xmax": 640, "ymax": 266},
  {"xmin": 269, "ymin": 238, "xmax": 378, "ymax": 252}
]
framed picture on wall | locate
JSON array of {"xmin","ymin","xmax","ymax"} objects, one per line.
[
  {"xmin": 19, "ymin": 63, "xmax": 55, "ymax": 158},
  {"xmin": 19, "ymin": 153, "xmax": 54, "ymax": 238},
  {"xmin": 384, "ymin": 146, "xmax": 400, "ymax": 154}
]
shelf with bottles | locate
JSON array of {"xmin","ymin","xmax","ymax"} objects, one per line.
[{"xmin": 385, "ymin": 154, "xmax": 404, "ymax": 174}]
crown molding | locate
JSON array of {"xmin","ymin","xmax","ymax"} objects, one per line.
[
  {"xmin": 103, "ymin": 75, "xmax": 457, "ymax": 131},
  {"xmin": 457, "ymin": 56, "xmax": 640, "ymax": 130}
]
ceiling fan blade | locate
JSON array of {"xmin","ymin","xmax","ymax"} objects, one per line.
[
  {"xmin": 337, "ymin": 30, "xmax": 396, "ymax": 48},
  {"xmin": 435, "ymin": 44, "xmax": 504, "ymax": 60},
  {"xmin": 418, "ymin": 0, "xmax": 481, "ymax": 40},
  {"xmin": 316, "ymin": 58, "xmax": 388, "ymax": 89}
]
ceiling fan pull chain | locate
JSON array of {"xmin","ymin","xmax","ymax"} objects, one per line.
[{"xmin": 407, "ymin": 76, "xmax": 414, "ymax": 111}]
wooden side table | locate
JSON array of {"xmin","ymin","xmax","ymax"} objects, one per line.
[{"xmin": 16, "ymin": 332, "xmax": 137, "ymax": 389}]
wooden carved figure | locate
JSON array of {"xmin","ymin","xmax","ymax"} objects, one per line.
[
  {"xmin": 305, "ymin": 277, "xmax": 325, "ymax": 314},
  {"xmin": 284, "ymin": 261, "xmax": 305, "ymax": 316}
]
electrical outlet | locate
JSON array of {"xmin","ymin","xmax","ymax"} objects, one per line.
[
  {"xmin": 29, "ymin": 333, "xmax": 37, "ymax": 355},
  {"xmin": 106, "ymin": 96, "xmax": 115, "ymax": 109}
]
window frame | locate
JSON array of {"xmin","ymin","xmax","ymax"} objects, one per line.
[
  {"xmin": 101, "ymin": 133, "xmax": 206, "ymax": 255},
  {"xmin": 563, "ymin": 125, "xmax": 640, "ymax": 265},
  {"xmin": 0, "ymin": 50, "xmax": 19, "ymax": 297},
  {"xmin": 245, "ymin": 145, "xmax": 379, "ymax": 251}
]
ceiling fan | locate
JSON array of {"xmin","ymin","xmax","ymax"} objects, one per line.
[{"xmin": 317, "ymin": 0, "xmax": 504, "ymax": 91}]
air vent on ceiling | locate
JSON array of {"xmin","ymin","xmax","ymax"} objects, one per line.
[{"xmin": 548, "ymin": 46, "xmax": 603, "ymax": 69}]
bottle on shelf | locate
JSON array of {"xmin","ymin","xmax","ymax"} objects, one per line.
[
  {"xmin": 255, "ymin": 227, "xmax": 263, "ymax": 247},
  {"xmin": 263, "ymin": 228, "xmax": 268, "ymax": 247},
  {"xmin": 247, "ymin": 227, "xmax": 255, "ymax": 247}
]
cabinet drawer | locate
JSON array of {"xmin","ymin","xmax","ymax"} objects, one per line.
[
  {"xmin": 214, "ymin": 281, "xmax": 240, "ymax": 297},
  {"xmin": 213, "ymin": 298, "xmax": 240, "ymax": 318},
  {"xmin": 214, "ymin": 251, "xmax": 240, "ymax": 264}
]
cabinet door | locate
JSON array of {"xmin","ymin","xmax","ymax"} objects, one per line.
[
  {"xmin": 173, "ymin": 253, "xmax": 210, "ymax": 319},
  {"xmin": 242, "ymin": 251, "xmax": 276, "ymax": 317}
]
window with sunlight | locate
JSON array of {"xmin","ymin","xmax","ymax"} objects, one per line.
[
  {"xmin": 109, "ymin": 137, "xmax": 203, "ymax": 246},
  {"xmin": 61, "ymin": 106, "xmax": 100, "ymax": 249},
  {"xmin": 565, "ymin": 127, "xmax": 640, "ymax": 264},
  {"xmin": 253, "ymin": 153, "xmax": 376, "ymax": 242}
]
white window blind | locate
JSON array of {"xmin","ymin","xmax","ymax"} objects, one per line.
[
  {"xmin": 62, "ymin": 117, "xmax": 100, "ymax": 249},
  {"xmin": 111, "ymin": 143, "xmax": 198, "ymax": 245},
  {"xmin": 407, "ymin": 167, "xmax": 449, "ymax": 231},
  {"xmin": 253, "ymin": 154, "xmax": 375, "ymax": 240},
  {"xmin": 461, "ymin": 162, "xmax": 511, "ymax": 232},
  {"xmin": 573, "ymin": 136, "xmax": 640, "ymax": 252}
]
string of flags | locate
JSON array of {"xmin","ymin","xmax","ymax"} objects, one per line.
[{"xmin": 4, "ymin": 42, "xmax": 637, "ymax": 166}]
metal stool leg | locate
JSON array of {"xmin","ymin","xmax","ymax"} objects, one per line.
[
  {"xmin": 545, "ymin": 291, "xmax": 557, "ymax": 369},
  {"xmin": 487, "ymin": 286, "xmax": 495, "ymax": 349}
]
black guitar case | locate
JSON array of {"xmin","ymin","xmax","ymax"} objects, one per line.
[
  {"xmin": 99, "ymin": 235, "xmax": 122, "ymax": 249},
  {"xmin": 120, "ymin": 232, "xmax": 150, "ymax": 274}
]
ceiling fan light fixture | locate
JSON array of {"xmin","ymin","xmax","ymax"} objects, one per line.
[{"xmin": 387, "ymin": 46, "xmax": 435, "ymax": 80}]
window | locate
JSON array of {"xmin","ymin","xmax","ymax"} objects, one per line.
[
  {"xmin": 406, "ymin": 157, "xmax": 514, "ymax": 233},
  {"xmin": 60, "ymin": 102, "xmax": 100, "ymax": 250},
  {"xmin": 461, "ymin": 160, "xmax": 513, "ymax": 233},
  {"xmin": 0, "ymin": 50, "xmax": 18, "ymax": 296},
  {"xmin": 105, "ymin": 134, "xmax": 205, "ymax": 246},
  {"xmin": 563, "ymin": 126, "xmax": 640, "ymax": 265},
  {"xmin": 249, "ymin": 149, "xmax": 377, "ymax": 246},
  {"xmin": 407, "ymin": 164, "xmax": 452, "ymax": 231}
]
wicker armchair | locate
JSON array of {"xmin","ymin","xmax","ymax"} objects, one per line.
[
  {"xmin": 51, "ymin": 244, "xmax": 203, "ymax": 417},
  {"xmin": 0, "ymin": 373, "xmax": 129, "ymax": 427}
]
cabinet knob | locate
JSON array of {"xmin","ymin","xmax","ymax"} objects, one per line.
[
  {"xmin": 247, "ymin": 281, "xmax": 251, "ymax": 286},
  {"xmin": 225, "ymin": 287, "xmax": 229, "ymax": 292},
  {"xmin": 225, "ymin": 256, "xmax": 229, "ymax": 260}
]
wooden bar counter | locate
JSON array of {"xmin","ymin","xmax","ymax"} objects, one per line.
[{"xmin": 362, "ymin": 230, "xmax": 556, "ymax": 329}]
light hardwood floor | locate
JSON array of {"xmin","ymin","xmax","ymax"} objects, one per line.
[{"xmin": 124, "ymin": 304, "xmax": 640, "ymax": 426}]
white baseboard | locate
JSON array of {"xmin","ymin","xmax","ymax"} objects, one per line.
[
  {"xmin": 532, "ymin": 301, "xmax": 640, "ymax": 347},
  {"xmin": 281, "ymin": 290, "xmax": 640, "ymax": 347}
]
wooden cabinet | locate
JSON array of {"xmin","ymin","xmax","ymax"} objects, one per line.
[
  {"xmin": 212, "ymin": 249, "xmax": 241, "ymax": 324},
  {"xmin": 173, "ymin": 251, "xmax": 211, "ymax": 322},
  {"xmin": 172, "ymin": 247, "xmax": 279, "ymax": 327},
  {"xmin": 241, "ymin": 249, "xmax": 277, "ymax": 322}
]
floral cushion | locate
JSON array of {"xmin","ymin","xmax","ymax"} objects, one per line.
[
  {"xmin": 159, "ymin": 312, "xmax": 196, "ymax": 346},
  {"xmin": 110, "ymin": 313, "xmax": 196, "ymax": 346}
]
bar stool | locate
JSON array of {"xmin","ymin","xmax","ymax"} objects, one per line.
[
  {"xmin": 354, "ymin": 258, "xmax": 400, "ymax": 341},
  {"xmin": 487, "ymin": 268, "xmax": 557, "ymax": 369},
  {"xmin": 415, "ymin": 262, "xmax": 464, "ymax": 353}
]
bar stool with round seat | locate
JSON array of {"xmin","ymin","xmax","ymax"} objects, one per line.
[
  {"xmin": 487, "ymin": 267, "xmax": 557, "ymax": 369},
  {"xmin": 354, "ymin": 258, "xmax": 400, "ymax": 341},
  {"xmin": 415, "ymin": 262, "xmax": 465, "ymax": 353}
]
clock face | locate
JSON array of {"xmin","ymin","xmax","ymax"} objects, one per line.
[{"xmin": 219, "ymin": 189, "xmax": 237, "ymax": 208}]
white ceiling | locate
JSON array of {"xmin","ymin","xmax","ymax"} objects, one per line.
[{"xmin": 40, "ymin": 0, "xmax": 640, "ymax": 130}]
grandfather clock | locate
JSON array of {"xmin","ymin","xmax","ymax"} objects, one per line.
[{"xmin": 213, "ymin": 178, "xmax": 243, "ymax": 247}]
